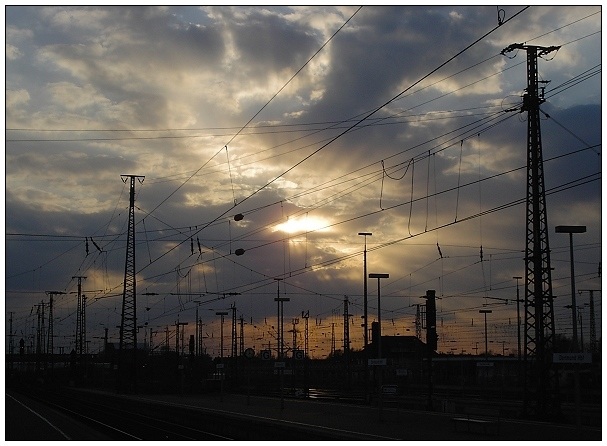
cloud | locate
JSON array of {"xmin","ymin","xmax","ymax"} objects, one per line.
[
  {"xmin": 6, "ymin": 88, "xmax": 30, "ymax": 108},
  {"xmin": 5, "ymin": 6, "xmax": 601, "ymax": 358}
]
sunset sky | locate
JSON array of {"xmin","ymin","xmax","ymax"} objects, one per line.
[{"xmin": 5, "ymin": 5, "xmax": 602, "ymax": 359}]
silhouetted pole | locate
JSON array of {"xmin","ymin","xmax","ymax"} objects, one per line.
[
  {"xmin": 216, "ymin": 311, "xmax": 228, "ymax": 402},
  {"xmin": 215, "ymin": 313, "xmax": 227, "ymax": 359},
  {"xmin": 555, "ymin": 226, "xmax": 585, "ymax": 351},
  {"xmin": 194, "ymin": 300, "xmax": 203, "ymax": 357},
  {"xmin": 501, "ymin": 43, "xmax": 560, "ymax": 419},
  {"xmin": 369, "ymin": 273, "xmax": 389, "ymax": 421},
  {"xmin": 119, "ymin": 174, "xmax": 144, "ymax": 393},
  {"xmin": 479, "ymin": 309, "xmax": 492, "ymax": 359},
  {"xmin": 555, "ymin": 225, "xmax": 586, "ymax": 430},
  {"xmin": 513, "ymin": 276, "xmax": 523, "ymax": 384},
  {"xmin": 579, "ymin": 290, "xmax": 599, "ymax": 353},
  {"xmin": 358, "ymin": 232, "xmax": 372, "ymax": 349},
  {"xmin": 8, "ymin": 312, "xmax": 14, "ymax": 371},
  {"xmin": 274, "ymin": 278, "xmax": 289, "ymax": 411},
  {"xmin": 425, "ymin": 290, "xmax": 437, "ymax": 411},
  {"xmin": 359, "ymin": 232, "xmax": 372, "ymax": 405},
  {"xmin": 45, "ymin": 291, "xmax": 65, "ymax": 372}
]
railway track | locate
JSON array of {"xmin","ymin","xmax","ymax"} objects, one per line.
[
  {"xmin": 8, "ymin": 386, "xmax": 235, "ymax": 440},
  {"xmin": 8, "ymin": 385, "xmax": 379, "ymax": 440}
]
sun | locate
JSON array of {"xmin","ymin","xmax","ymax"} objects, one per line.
[{"xmin": 274, "ymin": 216, "xmax": 330, "ymax": 234}]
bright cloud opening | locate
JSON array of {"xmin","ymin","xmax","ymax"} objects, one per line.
[{"xmin": 273, "ymin": 215, "xmax": 331, "ymax": 234}]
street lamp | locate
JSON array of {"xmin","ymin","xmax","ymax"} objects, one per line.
[
  {"xmin": 479, "ymin": 309, "xmax": 492, "ymax": 359},
  {"xmin": 555, "ymin": 224, "xmax": 586, "ymax": 431},
  {"xmin": 555, "ymin": 225, "xmax": 586, "ymax": 351},
  {"xmin": 369, "ymin": 273, "xmax": 389, "ymax": 359},
  {"xmin": 273, "ymin": 278, "xmax": 289, "ymax": 412},
  {"xmin": 369, "ymin": 272, "xmax": 389, "ymax": 421},
  {"xmin": 358, "ymin": 232, "xmax": 372, "ymax": 349}
]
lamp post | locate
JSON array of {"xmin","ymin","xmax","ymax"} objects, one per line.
[
  {"xmin": 369, "ymin": 272, "xmax": 389, "ymax": 421},
  {"xmin": 555, "ymin": 224, "xmax": 585, "ymax": 431},
  {"xmin": 479, "ymin": 309, "xmax": 492, "ymax": 359},
  {"xmin": 369, "ymin": 274, "xmax": 389, "ymax": 358},
  {"xmin": 358, "ymin": 232, "xmax": 372, "ymax": 349},
  {"xmin": 274, "ymin": 278, "xmax": 289, "ymax": 411},
  {"xmin": 555, "ymin": 225, "xmax": 586, "ymax": 351}
]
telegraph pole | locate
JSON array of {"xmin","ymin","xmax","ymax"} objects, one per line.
[
  {"xmin": 118, "ymin": 174, "xmax": 144, "ymax": 393},
  {"xmin": 501, "ymin": 43, "xmax": 560, "ymax": 419}
]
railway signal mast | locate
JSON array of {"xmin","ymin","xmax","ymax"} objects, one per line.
[{"xmin": 501, "ymin": 43, "xmax": 560, "ymax": 419}]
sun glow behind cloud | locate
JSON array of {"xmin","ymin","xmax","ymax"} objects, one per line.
[{"xmin": 273, "ymin": 215, "xmax": 331, "ymax": 234}]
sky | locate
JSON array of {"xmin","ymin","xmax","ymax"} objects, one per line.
[{"xmin": 4, "ymin": 5, "xmax": 602, "ymax": 359}]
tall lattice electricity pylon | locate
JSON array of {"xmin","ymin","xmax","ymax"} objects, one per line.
[
  {"xmin": 118, "ymin": 174, "xmax": 144, "ymax": 392},
  {"xmin": 501, "ymin": 43, "xmax": 560, "ymax": 420}
]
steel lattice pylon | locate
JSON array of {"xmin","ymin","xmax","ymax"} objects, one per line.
[
  {"xmin": 119, "ymin": 174, "xmax": 144, "ymax": 392},
  {"xmin": 502, "ymin": 43, "xmax": 560, "ymax": 419}
]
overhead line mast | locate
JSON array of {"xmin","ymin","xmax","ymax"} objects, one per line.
[
  {"xmin": 501, "ymin": 43, "xmax": 560, "ymax": 420},
  {"xmin": 118, "ymin": 174, "xmax": 144, "ymax": 393}
]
